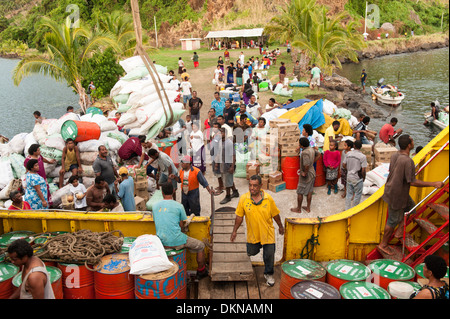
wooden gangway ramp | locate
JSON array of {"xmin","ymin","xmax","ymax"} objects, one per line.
[{"xmin": 209, "ymin": 206, "xmax": 254, "ymax": 282}]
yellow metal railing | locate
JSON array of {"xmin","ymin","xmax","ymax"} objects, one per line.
[
  {"xmin": 0, "ymin": 210, "xmax": 211, "ymax": 271},
  {"xmin": 282, "ymin": 126, "xmax": 449, "ymax": 263}
]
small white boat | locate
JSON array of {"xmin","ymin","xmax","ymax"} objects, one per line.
[
  {"xmin": 424, "ymin": 112, "xmax": 448, "ymax": 130},
  {"xmin": 370, "ymin": 85, "xmax": 405, "ymax": 106}
]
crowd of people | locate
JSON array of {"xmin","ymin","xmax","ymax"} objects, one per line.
[{"xmin": 5, "ymin": 47, "xmax": 448, "ymax": 297}]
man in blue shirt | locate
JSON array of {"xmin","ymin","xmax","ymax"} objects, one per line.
[
  {"xmin": 114, "ymin": 167, "xmax": 136, "ymax": 211},
  {"xmin": 211, "ymin": 91, "xmax": 226, "ymax": 116},
  {"xmin": 153, "ymin": 182, "xmax": 208, "ymax": 279}
]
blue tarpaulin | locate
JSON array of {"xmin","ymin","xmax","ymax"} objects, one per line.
[
  {"xmin": 297, "ymin": 99, "xmax": 326, "ymax": 132},
  {"xmin": 282, "ymin": 98, "xmax": 312, "ymax": 110}
]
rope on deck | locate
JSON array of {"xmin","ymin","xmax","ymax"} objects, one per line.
[{"xmin": 34, "ymin": 229, "xmax": 124, "ymax": 268}]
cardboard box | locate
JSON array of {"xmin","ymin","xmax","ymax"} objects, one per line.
[
  {"xmin": 135, "ymin": 188, "xmax": 149, "ymax": 201},
  {"xmin": 374, "ymin": 145, "xmax": 397, "ymax": 163},
  {"xmin": 135, "ymin": 196, "xmax": 146, "ymax": 211},
  {"xmin": 361, "ymin": 144, "xmax": 373, "ymax": 156},
  {"xmin": 261, "ymin": 177, "xmax": 269, "ymax": 190},
  {"xmin": 280, "ymin": 142, "xmax": 298, "ymax": 149},
  {"xmin": 269, "ymin": 171, "xmax": 283, "ymax": 184},
  {"xmin": 279, "ymin": 136, "xmax": 299, "ymax": 144},
  {"xmin": 260, "ymin": 163, "xmax": 276, "ymax": 176},
  {"xmin": 276, "ymin": 123, "xmax": 299, "ymax": 131},
  {"xmin": 281, "ymin": 148, "xmax": 299, "ymax": 157},
  {"xmin": 134, "ymin": 179, "xmax": 148, "ymax": 191},
  {"xmin": 269, "ymin": 118, "xmax": 290, "ymax": 128},
  {"xmin": 269, "ymin": 181, "xmax": 286, "ymax": 193}
]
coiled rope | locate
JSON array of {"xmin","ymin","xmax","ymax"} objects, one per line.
[{"xmin": 34, "ymin": 229, "xmax": 124, "ymax": 269}]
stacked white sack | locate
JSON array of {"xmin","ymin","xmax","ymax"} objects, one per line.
[
  {"xmin": 110, "ymin": 56, "xmax": 185, "ymax": 141},
  {"xmin": 0, "ymin": 112, "xmax": 129, "ymax": 209}
]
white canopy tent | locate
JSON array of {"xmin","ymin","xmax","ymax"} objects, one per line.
[{"xmin": 205, "ymin": 28, "xmax": 265, "ymax": 49}]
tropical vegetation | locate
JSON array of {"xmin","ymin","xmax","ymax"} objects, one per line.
[
  {"xmin": 264, "ymin": 0, "xmax": 367, "ymax": 75},
  {"xmin": 12, "ymin": 16, "xmax": 120, "ymax": 112}
]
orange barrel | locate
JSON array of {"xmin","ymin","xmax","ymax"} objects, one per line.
[
  {"xmin": 326, "ymin": 259, "xmax": 371, "ymax": 290},
  {"xmin": 135, "ymin": 261, "xmax": 180, "ymax": 299},
  {"xmin": 166, "ymin": 248, "xmax": 187, "ymax": 299},
  {"xmin": 280, "ymin": 259, "xmax": 327, "ymax": 299},
  {"xmin": 368, "ymin": 259, "xmax": 415, "ymax": 290},
  {"xmin": 57, "ymin": 263, "xmax": 95, "ymax": 299},
  {"xmin": 94, "ymin": 253, "xmax": 135, "ymax": 299},
  {"xmin": 340, "ymin": 281, "xmax": 391, "ymax": 300},
  {"xmin": 314, "ymin": 153, "xmax": 326, "ymax": 187},
  {"xmin": 12, "ymin": 266, "xmax": 64, "ymax": 299},
  {"xmin": 281, "ymin": 156, "xmax": 300, "ymax": 190},
  {"xmin": 414, "ymin": 262, "xmax": 449, "ymax": 281},
  {"xmin": 0, "ymin": 262, "xmax": 19, "ymax": 299},
  {"xmin": 60, "ymin": 120, "xmax": 101, "ymax": 142},
  {"xmin": 290, "ymin": 280, "xmax": 341, "ymax": 299}
]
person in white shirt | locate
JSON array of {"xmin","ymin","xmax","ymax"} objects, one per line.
[
  {"xmin": 247, "ymin": 95, "xmax": 262, "ymax": 119},
  {"xmin": 169, "ymin": 74, "xmax": 181, "ymax": 90},
  {"xmin": 213, "ymin": 65, "xmax": 223, "ymax": 84},
  {"xmin": 239, "ymin": 52, "xmax": 245, "ymax": 66},
  {"xmin": 68, "ymin": 175, "xmax": 87, "ymax": 211},
  {"xmin": 250, "ymin": 117, "xmax": 268, "ymax": 160},
  {"xmin": 180, "ymin": 77, "xmax": 192, "ymax": 107},
  {"xmin": 216, "ymin": 115, "xmax": 232, "ymax": 140},
  {"xmin": 265, "ymin": 98, "xmax": 281, "ymax": 112},
  {"xmin": 190, "ymin": 122, "xmax": 206, "ymax": 173}
]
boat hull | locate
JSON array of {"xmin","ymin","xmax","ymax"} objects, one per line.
[
  {"xmin": 424, "ymin": 112, "xmax": 448, "ymax": 130},
  {"xmin": 371, "ymin": 86, "xmax": 405, "ymax": 106}
]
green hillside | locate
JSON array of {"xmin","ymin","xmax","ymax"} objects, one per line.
[
  {"xmin": 345, "ymin": 0, "xmax": 449, "ymax": 34},
  {"xmin": 0, "ymin": 0, "xmax": 208, "ymax": 51},
  {"xmin": 0, "ymin": 0, "xmax": 448, "ymax": 52}
]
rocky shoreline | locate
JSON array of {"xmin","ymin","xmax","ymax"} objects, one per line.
[{"xmin": 343, "ymin": 34, "xmax": 449, "ymax": 62}]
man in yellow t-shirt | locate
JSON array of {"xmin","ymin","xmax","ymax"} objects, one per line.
[
  {"xmin": 231, "ymin": 175, "xmax": 284, "ymax": 287},
  {"xmin": 323, "ymin": 120, "xmax": 342, "ymax": 152}
]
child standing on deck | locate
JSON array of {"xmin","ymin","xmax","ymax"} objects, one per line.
[{"xmin": 323, "ymin": 140, "xmax": 341, "ymax": 195}]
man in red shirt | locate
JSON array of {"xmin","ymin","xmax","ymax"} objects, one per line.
[
  {"xmin": 118, "ymin": 135, "xmax": 154, "ymax": 168},
  {"xmin": 379, "ymin": 117, "xmax": 403, "ymax": 146}
]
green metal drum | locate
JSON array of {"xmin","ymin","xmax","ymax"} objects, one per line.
[
  {"xmin": 0, "ymin": 231, "xmax": 35, "ymax": 249},
  {"xmin": 340, "ymin": 281, "xmax": 391, "ymax": 299}
]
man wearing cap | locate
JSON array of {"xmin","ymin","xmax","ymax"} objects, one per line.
[
  {"xmin": 175, "ymin": 156, "xmax": 214, "ymax": 216},
  {"xmin": 114, "ymin": 167, "xmax": 136, "ymax": 212}
]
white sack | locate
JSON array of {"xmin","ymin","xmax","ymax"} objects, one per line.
[{"xmin": 129, "ymin": 234, "xmax": 173, "ymax": 275}]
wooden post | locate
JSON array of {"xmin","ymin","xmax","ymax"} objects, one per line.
[{"xmin": 130, "ymin": 0, "xmax": 174, "ymax": 127}]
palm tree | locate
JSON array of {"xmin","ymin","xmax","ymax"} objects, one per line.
[
  {"xmin": 12, "ymin": 16, "xmax": 118, "ymax": 113},
  {"xmin": 96, "ymin": 11, "xmax": 154, "ymax": 58},
  {"xmin": 264, "ymin": 0, "xmax": 366, "ymax": 75}
]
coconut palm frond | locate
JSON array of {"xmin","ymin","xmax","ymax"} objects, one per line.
[{"xmin": 12, "ymin": 56, "xmax": 66, "ymax": 86}]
